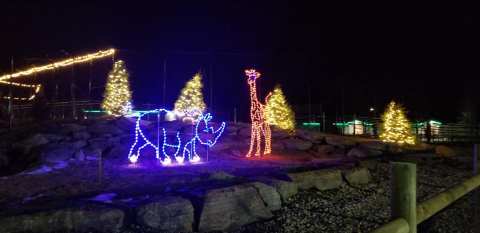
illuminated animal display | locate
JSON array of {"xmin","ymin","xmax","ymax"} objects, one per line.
[
  {"xmin": 127, "ymin": 109, "xmax": 226, "ymax": 165},
  {"xmin": 245, "ymin": 69, "xmax": 272, "ymax": 157}
]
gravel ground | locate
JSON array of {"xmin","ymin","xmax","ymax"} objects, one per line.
[{"xmin": 230, "ymin": 157, "xmax": 479, "ymax": 233}]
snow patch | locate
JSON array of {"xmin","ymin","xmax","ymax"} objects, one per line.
[{"xmin": 88, "ymin": 193, "xmax": 117, "ymax": 203}]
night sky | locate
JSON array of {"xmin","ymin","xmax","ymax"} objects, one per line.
[{"xmin": 0, "ymin": 2, "xmax": 477, "ymax": 122}]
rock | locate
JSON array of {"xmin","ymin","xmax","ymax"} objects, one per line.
[
  {"xmin": 268, "ymin": 179, "xmax": 298, "ymax": 203},
  {"xmin": 226, "ymin": 125, "xmax": 240, "ymax": 136},
  {"xmin": 359, "ymin": 160, "xmax": 379, "ymax": 171},
  {"xmin": 0, "ymin": 205, "xmax": 124, "ymax": 233},
  {"xmin": 238, "ymin": 127, "xmax": 252, "ymax": 137},
  {"xmin": 325, "ymin": 136, "xmax": 356, "ymax": 147},
  {"xmin": 271, "ymin": 141, "xmax": 285, "ymax": 151},
  {"xmin": 359, "ymin": 140, "xmax": 387, "ymax": 151},
  {"xmin": 282, "ymin": 138, "xmax": 313, "ymax": 151},
  {"xmin": 248, "ymin": 182, "xmax": 282, "ymax": 211},
  {"xmin": 315, "ymin": 145, "xmax": 335, "ymax": 155},
  {"xmin": 41, "ymin": 144, "xmax": 74, "ymax": 163},
  {"xmin": 71, "ymin": 140, "xmax": 87, "ymax": 149},
  {"xmin": 88, "ymin": 124, "xmax": 123, "ymax": 136},
  {"xmin": 343, "ymin": 167, "xmax": 371, "ymax": 185},
  {"xmin": 61, "ymin": 123, "xmax": 87, "ymax": 134},
  {"xmin": 14, "ymin": 134, "xmax": 50, "ymax": 154},
  {"xmin": 72, "ymin": 131, "xmax": 91, "ymax": 140},
  {"xmin": 435, "ymin": 145, "xmax": 456, "ymax": 157},
  {"xmin": 86, "ymin": 138, "xmax": 112, "ymax": 154},
  {"xmin": 208, "ymin": 171, "xmax": 236, "ymax": 180},
  {"xmin": 271, "ymin": 128, "xmax": 290, "ymax": 139},
  {"xmin": 288, "ymin": 169, "xmax": 343, "ymax": 190},
  {"xmin": 136, "ymin": 196, "xmax": 194, "ymax": 232},
  {"xmin": 296, "ymin": 129, "xmax": 325, "ymax": 142},
  {"xmin": 74, "ymin": 150, "xmax": 86, "ymax": 161},
  {"xmin": 42, "ymin": 133, "xmax": 64, "ymax": 142},
  {"xmin": 0, "ymin": 150, "xmax": 8, "ymax": 168},
  {"xmin": 104, "ymin": 144, "xmax": 129, "ymax": 159},
  {"xmin": 209, "ymin": 141, "xmax": 234, "ymax": 152},
  {"xmin": 198, "ymin": 184, "xmax": 273, "ymax": 232},
  {"xmin": 347, "ymin": 147, "xmax": 382, "ymax": 158},
  {"xmin": 85, "ymin": 149, "xmax": 102, "ymax": 160}
]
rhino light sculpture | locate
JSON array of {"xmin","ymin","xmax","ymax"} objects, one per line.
[{"xmin": 127, "ymin": 109, "xmax": 226, "ymax": 165}]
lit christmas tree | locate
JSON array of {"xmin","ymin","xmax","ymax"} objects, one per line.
[
  {"xmin": 265, "ymin": 85, "xmax": 295, "ymax": 133},
  {"xmin": 380, "ymin": 101, "xmax": 415, "ymax": 145},
  {"xmin": 102, "ymin": 60, "xmax": 132, "ymax": 116},
  {"xmin": 173, "ymin": 73, "xmax": 206, "ymax": 119}
]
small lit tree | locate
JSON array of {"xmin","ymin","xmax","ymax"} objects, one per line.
[
  {"xmin": 380, "ymin": 101, "xmax": 415, "ymax": 145},
  {"xmin": 265, "ymin": 85, "xmax": 295, "ymax": 133},
  {"xmin": 173, "ymin": 73, "xmax": 206, "ymax": 119},
  {"xmin": 102, "ymin": 60, "xmax": 132, "ymax": 116}
]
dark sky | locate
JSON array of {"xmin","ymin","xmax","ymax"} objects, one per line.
[{"xmin": 0, "ymin": 2, "xmax": 477, "ymax": 122}]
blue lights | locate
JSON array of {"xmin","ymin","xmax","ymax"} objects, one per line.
[{"xmin": 127, "ymin": 110, "xmax": 226, "ymax": 165}]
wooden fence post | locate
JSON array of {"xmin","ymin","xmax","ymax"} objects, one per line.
[{"xmin": 391, "ymin": 162, "xmax": 417, "ymax": 233}]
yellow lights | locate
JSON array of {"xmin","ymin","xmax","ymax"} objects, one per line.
[
  {"xmin": 245, "ymin": 69, "xmax": 272, "ymax": 157},
  {"xmin": 380, "ymin": 101, "xmax": 415, "ymax": 145},
  {"xmin": 0, "ymin": 48, "xmax": 115, "ymax": 101},
  {"xmin": 101, "ymin": 60, "xmax": 132, "ymax": 116},
  {"xmin": 173, "ymin": 73, "xmax": 206, "ymax": 119},
  {"xmin": 0, "ymin": 49, "xmax": 115, "ymax": 82},
  {"xmin": 265, "ymin": 85, "xmax": 295, "ymax": 134}
]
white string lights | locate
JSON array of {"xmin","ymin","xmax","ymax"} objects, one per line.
[
  {"xmin": 127, "ymin": 110, "xmax": 226, "ymax": 165},
  {"xmin": 0, "ymin": 48, "xmax": 115, "ymax": 101}
]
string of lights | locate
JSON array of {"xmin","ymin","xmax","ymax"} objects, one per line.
[
  {"xmin": 0, "ymin": 48, "xmax": 115, "ymax": 101},
  {"xmin": 127, "ymin": 110, "xmax": 226, "ymax": 165},
  {"xmin": 245, "ymin": 69, "xmax": 272, "ymax": 157}
]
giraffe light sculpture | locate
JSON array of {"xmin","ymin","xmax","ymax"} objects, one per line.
[{"xmin": 245, "ymin": 69, "xmax": 272, "ymax": 157}]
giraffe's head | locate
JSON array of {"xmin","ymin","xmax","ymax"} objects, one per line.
[{"xmin": 245, "ymin": 69, "xmax": 261, "ymax": 85}]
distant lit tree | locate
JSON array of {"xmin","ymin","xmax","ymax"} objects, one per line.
[
  {"xmin": 173, "ymin": 73, "xmax": 206, "ymax": 120},
  {"xmin": 265, "ymin": 85, "xmax": 295, "ymax": 133},
  {"xmin": 380, "ymin": 101, "xmax": 415, "ymax": 145},
  {"xmin": 102, "ymin": 60, "xmax": 132, "ymax": 116}
]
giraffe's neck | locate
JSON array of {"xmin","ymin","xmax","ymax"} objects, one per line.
[{"xmin": 249, "ymin": 82, "xmax": 260, "ymax": 106}]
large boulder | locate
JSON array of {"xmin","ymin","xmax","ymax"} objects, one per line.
[
  {"xmin": 288, "ymin": 169, "xmax": 343, "ymax": 190},
  {"xmin": 296, "ymin": 129, "xmax": 325, "ymax": 142},
  {"xmin": 238, "ymin": 127, "xmax": 252, "ymax": 137},
  {"xmin": 0, "ymin": 205, "xmax": 124, "ymax": 233},
  {"xmin": 248, "ymin": 182, "xmax": 282, "ymax": 211},
  {"xmin": 435, "ymin": 145, "xmax": 456, "ymax": 157},
  {"xmin": 72, "ymin": 131, "xmax": 91, "ymax": 140},
  {"xmin": 275, "ymin": 180, "xmax": 298, "ymax": 203},
  {"xmin": 262, "ymin": 178, "xmax": 298, "ymax": 203},
  {"xmin": 136, "ymin": 196, "xmax": 194, "ymax": 232},
  {"xmin": 71, "ymin": 140, "xmax": 87, "ymax": 150},
  {"xmin": 88, "ymin": 124, "xmax": 123, "ymax": 136},
  {"xmin": 315, "ymin": 144, "xmax": 335, "ymax": 155},
  {"xmin": 61, "ymin": 123, "xmax": 87, "ymax": 134},
  {"xmin": 41, "ymin": 143, "xmax": 75, "ymax": 163},
  {"xmin": 14, "ymin": 134, "xmax": 50, "ymax": 155},
  {"xmin": 0, "ymin": 150, "xmax": 8, "ymax": 168},
  {"xmin": 86, "ymin": 138, "xmax": 113, "ymax": 154},
  {"xmin": 359, "ymin": 140, "xmax": 387, "ymax": 151},
  {"xmin": 325, "ymin": 136, "xmax": 356, "ymax": 147},
  {"xmin": 347, "ymin": 147, "xmax": 382, "ymax": 158},
  {"xmin": 104, "ymin": 143, "xmax": 130, "ymax": 159},
  {"xmin": 343, "ymin": 167, "xmax": 371, "ymax": 185},
  {"xmin": 198, "ymin": 184, "xmax": 273, "ymax": 232},
  {"xmin": 208, "ymin": 171, "xmax": 236, "ymax": 180},
  {"xmin": 282, "ymin": 138, "xmax": 313, "ymax": 151},
  {"xmin": 271, "ymin": 128, "xmax": 291, "ymax": 139}
]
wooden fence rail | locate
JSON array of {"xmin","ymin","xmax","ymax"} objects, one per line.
[{"xmin": 372, "ymin": 148, "xmax": 480, "ymax": 233}]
